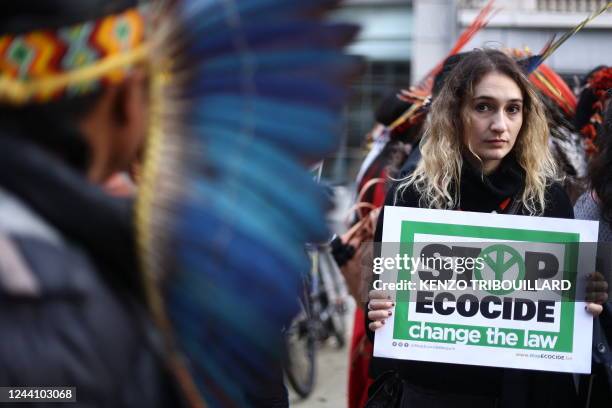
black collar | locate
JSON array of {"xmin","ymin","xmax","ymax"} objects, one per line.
[{"xmin": 458, "ymin": 154, "xmax": 525, "ymax": 212}]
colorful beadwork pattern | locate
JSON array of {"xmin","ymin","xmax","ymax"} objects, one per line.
[{"xmin": 0, "ymin": 8, "xmax": 147, "ymax": 104}]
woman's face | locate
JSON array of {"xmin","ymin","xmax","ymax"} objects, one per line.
[{"xmin": 462, "ymin": 71, "xmax": 524, "ymax": 174}]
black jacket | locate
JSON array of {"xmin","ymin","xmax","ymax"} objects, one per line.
[
  {"xmin": 368, "ymin": 156, "xmax": 577, "ymax": 408},
  {"xmin": 0, "ymin": 134, "xmax": 181, "ymax": 407},
  {"xmin": 581, "ymin": 302, "xmax": 612, "ymax": 408}
]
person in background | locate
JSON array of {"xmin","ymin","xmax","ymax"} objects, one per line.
[
  {"xmin": 574, "ymin": 98, "xmax": 612, "ymax": 408},
  {"xmin": 0, "ymin": 1, "xmax": 182, "ymax": 406},
  {"xmin": 574, "ymin": 66, "xmax": 612, "ymax": 158}
]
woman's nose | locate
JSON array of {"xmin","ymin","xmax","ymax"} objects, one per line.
[{"xmin": 490, "ymin": 110, "xmax": 508, "ymax": 133}]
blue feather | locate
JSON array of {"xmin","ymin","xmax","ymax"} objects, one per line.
[
  {"xmin": 144, "ymin": 0, "xmax": 362, "ymax": 405},
  {"xmin": 184, "ymin": 78, "xmax": 350, "ymax": 111},
  {"xmin": 188, "ymin": 22, "xmax": 358, "ymax": 57}
]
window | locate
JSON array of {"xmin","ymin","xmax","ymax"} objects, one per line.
[{"xmin": 323, "ymin": 59, "xmax": 412, "ymax": 183}]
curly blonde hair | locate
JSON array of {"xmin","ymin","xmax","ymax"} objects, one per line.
[{"xmin": 397, "ymin": 49, "xmax": 558, "ymax": 215}]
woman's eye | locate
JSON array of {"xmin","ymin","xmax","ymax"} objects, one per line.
[
  {"xmin": 506, "ymin": 105, "xmax": 522, "ymax": 114},
  {"xmin": 475, "ymin": 103, "xmax": 490, "ymax": 112}
]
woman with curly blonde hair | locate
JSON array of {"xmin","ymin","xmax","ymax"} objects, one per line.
[
  {"xmin": 365, "ymin": 49, "xmax": 578, "ymax": 408},
  {"xmin": 397, "ymin": 48, "xmax": 562, "ymax": 216}
]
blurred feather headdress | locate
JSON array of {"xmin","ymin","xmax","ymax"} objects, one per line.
[{"xmin": 136, "ymin": 0, "xmax": 362, "ymax": 406}]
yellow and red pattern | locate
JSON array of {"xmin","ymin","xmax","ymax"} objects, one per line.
[
  {"xmin": 0, "ymin": 8, "xmax": 148, "ymax": 105},
  {"xmin": 507, "ymin": 48, "xmax": 577, "ymax": 117}
]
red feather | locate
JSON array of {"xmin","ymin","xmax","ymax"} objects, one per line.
[
  {"xmin": 530, "ymin": 64, "xmax": 577, "ymax": 117},
  {"xmin": 412, "ymin": 0, "xmax": 497, "ymax": 96},
  {"xmin": 388, "ymin": 0, "xmax": 497, "ymax": 132}
]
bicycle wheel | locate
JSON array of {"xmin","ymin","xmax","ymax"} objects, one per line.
[
  {"xmin": 318, "ymin": 249, "xmax": 348, "ymax": 348},
  {"xmin": 328, "ymin": 300, "xmax": 347, "ymax": 348},
  {"xmin": 283, "ymin": 299, "xmax": 316, "ymax": 398}
]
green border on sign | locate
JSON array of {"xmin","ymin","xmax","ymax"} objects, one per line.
[{"xmin": 393, "ymin": 221, "xmax": 579, "ymax": 352}]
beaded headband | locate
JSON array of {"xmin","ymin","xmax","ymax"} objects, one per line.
[{"xmin": 0, "ymin": 7, "xmax": 148, "ymax": 105}]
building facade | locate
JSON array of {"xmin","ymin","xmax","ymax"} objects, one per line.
[{"xmin": 415, "ymin": 0, "xmax": 612, "ymax": 82}]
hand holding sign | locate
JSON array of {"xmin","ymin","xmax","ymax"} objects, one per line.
[
  {"xmin": 585, "ymin": 271, "xmax": 609, "ymax": 316},
  {"xmin": 368, "ymin": 290, "xmax": 394, "ymax": 331}
]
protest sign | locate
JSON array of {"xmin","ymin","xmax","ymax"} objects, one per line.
[{"xmin": 373, "ymin": 206, "xmax": 599, "ymax": 373}]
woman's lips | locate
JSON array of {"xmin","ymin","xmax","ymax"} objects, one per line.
[{"xmin": 484, "ymin": 139, "xmax": 507, "ymax": 145}]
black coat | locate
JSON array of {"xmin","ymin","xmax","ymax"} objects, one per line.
[
  {"xmin": 0, "ymin": 134, "xmax": 182, "ymax": 407},
  {"xmin": 367, "ymin": 156, "xmax": 577, "ymax": 408},
  {"xmin": 581, "ymin": 302, "xmax": 612, "ymax": 407}
]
